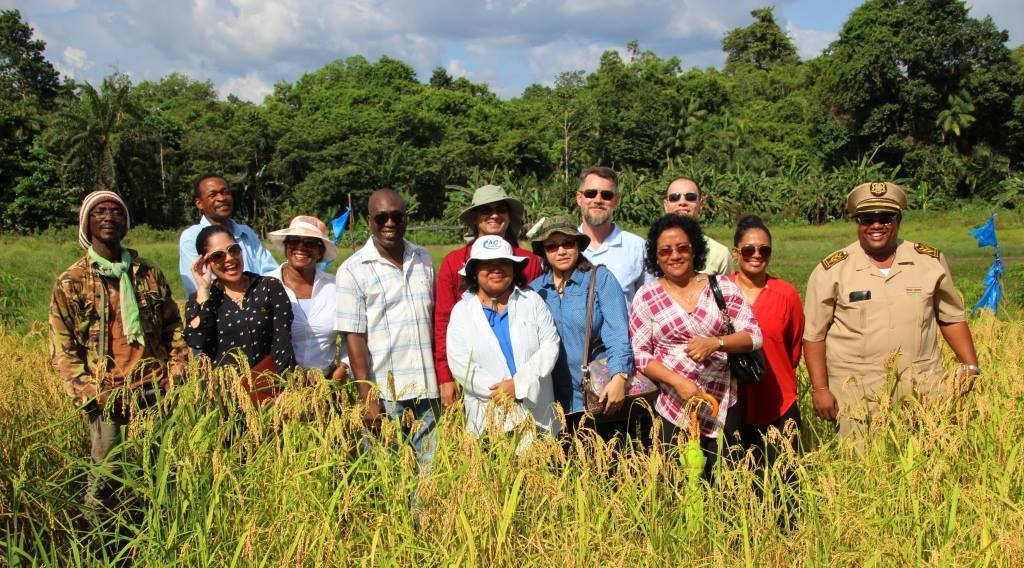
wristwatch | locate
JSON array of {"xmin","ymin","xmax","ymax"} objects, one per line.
[{"xmin": 958, "ymin": 364, "xmax": 981, "ymax": 374}]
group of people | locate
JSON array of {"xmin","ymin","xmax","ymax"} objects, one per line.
[{"xmin": 50, "ymin": 169, "xmax": 982, "ymax": 510}]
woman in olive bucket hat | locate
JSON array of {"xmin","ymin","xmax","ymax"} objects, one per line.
[{"xmin": 434, "ymin": 185, "xmax": 543, "ymax": 407}]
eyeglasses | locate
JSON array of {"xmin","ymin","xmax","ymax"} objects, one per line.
[
  {"xmin": 738, "ymin": 244, "xmax": 772, "ymax": 259},
  {"xmin": 542, "ymin": 240, "xmax": 578, "ymax": 253},
  {"xmin": 476, "ymin": 203, "xmax": 509, "ymax": 216},
  {"xmin": 206, "ymin": 243, "xmax": 242, "ymax": 264},
  {"xmin": 284, "ymin": 237, "xmax": 323, "ymax": 248},
  {"xmin": 856, "ymin": 213, "xmax": 897, "ymax": 226},
  {"xmin": 372, "ymin": 211, "xmax": 406, "ymax": 226},
  {"xmin": 89, "ymin": 207, "xmax": 126, "ymax": 220},
  {"xmin": 666, "ymin": 192, "xmax": 699, "ymax": 203},
  {"xmin": 580, "ymin": 189, "xmax": 616, "ymax": 201},
  {"xmin": 656, "ymin": 243, "xmax": 693, "ymax": 258}
]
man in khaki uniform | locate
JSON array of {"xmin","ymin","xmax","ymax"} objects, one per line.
[{"xmin": 803, "ymin": 182, "xmax": 980, "ymax": 437}]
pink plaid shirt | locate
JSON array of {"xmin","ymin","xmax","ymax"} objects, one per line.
[{"xmin": 629, "ymin": 277, "xmax": 762, "ymax": 437}]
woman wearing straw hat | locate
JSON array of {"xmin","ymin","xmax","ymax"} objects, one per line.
[
  {"xmin": 266, "ymin": 215, "xmax": 348, "ymax": 381},
  {"xmin": 434, "ymin": 185, "xmax": 543, "ymax": 407},
  {"xmin": 446, "ymin": 235, "xmax": 560, "ymax": 446}
]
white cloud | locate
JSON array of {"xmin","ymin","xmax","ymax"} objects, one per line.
[
  {"xmin": 785, "ymin": 23, "xmax": 835, "ymax": 60},
  {"xmin": 446, "ymin": 59, "xmax": 470, "ymax": 79},
  {"xmin": 967, "ymin": 0, "xmax": 1023, "ymax": 44},
  {"xmin": 62, "ymin": 46, "xmax": 93, "ymax": 71},
  {"xmin": 218, "ymin": 72, "xmax": 273, "ymax": 103}
]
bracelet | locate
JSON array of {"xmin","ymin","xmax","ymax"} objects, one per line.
[
  {"xmin": 812, "ymin": 386, "xmax": 829, "ymax": 393},
  {"xmin": 717, "ymin": 337, "xmax": 725, "ymax": 350},
  {"xmin": 957, "ymin": 364, "xmax": 981, "ymax": 374}
]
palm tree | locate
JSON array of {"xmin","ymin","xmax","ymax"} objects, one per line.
[
  {"xmin": 936, "ymin": 91, "xmax": 976, "ymax": 144},
  {"xmin": 48, "ymin": 73, "xmax": 141, "ymax": 191}
]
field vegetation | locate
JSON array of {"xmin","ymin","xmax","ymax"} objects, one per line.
[{"xmin": 2, "ymin": 215, "xmax": 1022, "ymax": 566}]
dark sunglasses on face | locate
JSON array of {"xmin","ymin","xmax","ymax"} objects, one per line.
[
  {"xmin": 285, "ymin": 236, "xmax": 323, "ymax": 248},
  {"xmin": 89, "ymin": 207, "xmax": 126, "ymax": 220},
  {"xmin": 206, "ymin": 243, "xmax": 242, "ymax": 264},
  {"xmin": 581, "ymin": 189, "xmax": 616, "ymax": 200},
  {"xmin": 856, "ymin": 213, "xmax": 897, "ymax": 226},
  {"xmin": 739, "ymin": 244, "xmax": 772, "ymax": 259},
  {"xmin": 666, "ymin": 192, "xmax": 699, "ymax": 203},
  {"xmin": 372, "ymin": 211, "xmax": 406, "ymax": 226},
  {"xmin": 476, "ymin": 203, "xmax": 509, "ymax": 216},
  {"xmin": 542, "ymin": 240, "xmax": 578, "ymax": 253},
  {"xmin": 656, "ymin": 242, "xmax": 693, "ymax": 258}
]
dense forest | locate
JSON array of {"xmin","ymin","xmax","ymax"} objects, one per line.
[{"xmin": 2, "ymin": 1, "xmax": 1023, "ymax": 236}]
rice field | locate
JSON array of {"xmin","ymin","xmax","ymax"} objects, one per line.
[{"xmin": 1, "ymin": 212, "xmax": 1022, "ymax": 566}]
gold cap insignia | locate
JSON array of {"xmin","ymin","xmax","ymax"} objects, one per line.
[
  {"xmin": 821, "ymin": 249, "xmax": 849, "ymax": 270},
  {"xmin": 869, "ymin": 182, "xmax": 887, "ymax": 196},
  {"xmin": 914, "ymin": 242, "xmax": 940, "ymax": 258}
]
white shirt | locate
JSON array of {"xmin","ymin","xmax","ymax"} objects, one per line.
[
  {"xmin": 266, "ymin": 264, "xmax": 342, "ymax": 372},
  {"xmin": 335, "ymin": 238, "xmax": 438, "ymax": 401},
  {"xmin": 447, "ymin": 287, "xmax": 561, "ymax": 438},
  {"xmin": 579, "ymin": 223, "xmax": 649, "ymax": 305}
]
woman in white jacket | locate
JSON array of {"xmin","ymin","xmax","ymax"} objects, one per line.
[{"xmin": 447, "ymin": 235, "xmax": 561, "ymax": 444}]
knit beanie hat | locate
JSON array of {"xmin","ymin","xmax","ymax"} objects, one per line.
[{"xmin": 78, "ymin": 190, "xmax": 130, "ymax": 249}]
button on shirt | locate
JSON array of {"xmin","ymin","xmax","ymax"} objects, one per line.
[
  {"xmin": 335, "ymin": 239, "xmax": 438, "ymax": 401},
  {"xmin": 578, "ymin": 223, "xmax": 649, "ymax": 305},
  {"xmin": 179, "ymin": 217, "xmax": 279, "ymax": 297},
  {"xmin": 267, "ymin": 264, "xmax": 342, "ymax": 373}
]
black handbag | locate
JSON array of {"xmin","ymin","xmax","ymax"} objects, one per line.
[{"xmin": 708, "ymin": 275, "xmax": 766, "ymax": 385}]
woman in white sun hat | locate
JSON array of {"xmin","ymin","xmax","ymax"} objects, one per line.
[
  {"xmin": 266, "ymin": 215, "xmax": 347, "ymax": 381},
  {"xmin": 446, "ymin": 234, "xmax": 561, "ymax": 447}
]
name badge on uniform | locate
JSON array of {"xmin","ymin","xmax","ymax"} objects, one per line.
[
  {"xmin": 849, "ymin": 290, "xmax": 871, "ymax": 302},
  {"xmin": 906, "ymin": 287, "xmax": 922, "ymax": 296}
]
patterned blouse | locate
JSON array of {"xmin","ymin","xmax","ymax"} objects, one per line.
[
  {"xmin": 629, "ymin": 276, "xmax": 762, "ymax": 437},
  {"xmin": 184, "ymin": 272, "xmax": 296, "ymax": 373}
]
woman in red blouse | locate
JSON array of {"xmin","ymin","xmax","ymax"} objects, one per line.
[{"xmin": 726, "ymin": 214, "xmax": 804, "ymax": 471}]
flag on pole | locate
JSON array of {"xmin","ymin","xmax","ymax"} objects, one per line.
[
  {"xmin": 969, "ymin": 214, "xmax": 1003, "ymax": 315},
  {"xmin": 319, "ymin": 208, "xmax": 351, "ymax": 270}
]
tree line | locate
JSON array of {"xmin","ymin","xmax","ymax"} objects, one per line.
[{"xmin": 2, "ymin": 1, "xmax": 1022, "ymax": 236}]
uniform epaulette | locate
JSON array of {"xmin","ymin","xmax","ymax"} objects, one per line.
[
  {"xmin": 821, "ymin": 250, "xmax": 848, "ymax": 270},
  {"xmin": 914, "ymin": 242, "xmax": 940, "ymax": 258}
]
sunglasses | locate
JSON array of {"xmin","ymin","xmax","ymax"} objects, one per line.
[
  {"xmin": 206, "ymin": 243, "xmax": 242, "ymax": 264},
  {"xmin": 372, "ymin": 211, "xmax": 406, "ymax": 226},
  {"xmin": 284, "ymin": 236, "xmax": 323, "ymax": 248},
  {"xmin": 580, "ymin": 189, "xmax": 616, "ymax": 200},
  {"xmin": 738, "ymin": 244, "xmax": 772, "ymax": 259},
  {"xmin": 656, "ymin": 242, "xmax": 693, "ymax": 258},
  {"xmin": 856, "ymin": 213, "xmax": 898, "ymax": 226},
  {"xmin": 542, "ymin": 240, "xmax": 578, "ymax": 253},
  {"xmin": 476, "ymin": 203, "xmax": 509, "ymax": 216},
  {"xmin": 666, "ymin": 192, "xmax": 699, "ymax": 203}
]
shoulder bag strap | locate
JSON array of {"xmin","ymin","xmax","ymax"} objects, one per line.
[
  {"xmin": 707, "ymin": 274, "xmax": 735, "ymax": 333},
  {"xmin": 581, "ymin": 266, "xmax": 599, "ymax": 380}
]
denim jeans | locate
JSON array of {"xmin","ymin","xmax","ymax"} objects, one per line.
[{"xmin": 378, "ymin": 397, "xmax": 442, "ymax": 466}]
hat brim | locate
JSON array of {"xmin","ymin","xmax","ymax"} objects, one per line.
[
  {"xmin": 530, "ymin": 231, "xmax": 591, "ymax": 257},
  {"xmin": 268, "ymin": 229, "xmax": 338, "ymax": 263},
  {"xmin": 458, "ymin": 255, "xmax": 528, "ymax": 276},
  {"xmin": 459, "ymin": 198, "xmax": 525, "ymax": 225},
  {"xmin": 854, "ymin": 200, "xmax": 902, "ymax": 214}
]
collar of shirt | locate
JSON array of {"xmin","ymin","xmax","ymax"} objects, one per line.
[
  {"xmin": 198, "ymin": 215, "xmax": 240, "ymax": 237},
  {"xmin": 267, "ymin": 264, "xmax": 334, "ymax": 300},
  {"xmin": 578, "ymin": 223, "xmax": 623, "ymax": 255}
]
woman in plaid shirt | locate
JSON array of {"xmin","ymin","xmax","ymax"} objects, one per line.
[{"xmin": 629, "ymin": 214, "xmax": 762, "ymax": 482}]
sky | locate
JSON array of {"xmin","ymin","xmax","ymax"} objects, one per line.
[{"xmin": 8, "ymin": 0, "xmax": 1023, "ymax": 103}]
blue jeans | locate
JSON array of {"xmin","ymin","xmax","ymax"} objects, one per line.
[{"xmin": 378, "ymin": 397, "xmax": 442, "ymax": 466}]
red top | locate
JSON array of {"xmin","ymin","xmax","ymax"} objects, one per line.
[
  {"xmin": 727, "ymin": 275, "xmax": 805, "ymax": 425},
  {"xmin": 433, "ymin": 240, "xmax": 543, "ymax": 384}
]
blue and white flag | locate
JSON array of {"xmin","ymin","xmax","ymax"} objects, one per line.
[{"xmin": 319, "ymin": 208, "xmax": 351, "ymax": 270}]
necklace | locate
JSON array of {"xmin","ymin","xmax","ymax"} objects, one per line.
[{"xmin": 663, "ymin": 274, "xmax": 706, "ymax": 308}]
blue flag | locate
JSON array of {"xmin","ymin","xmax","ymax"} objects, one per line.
[
  {"xmin": 969, "ymin": 215, "xmax": 1002, "ymax": 315},
  {"xmin": 969, "ymin": 214, "xmax": 999, "ymax": 248},
  {"xmin": 319, "ymin": 208, "xmax": 351, "ymax": 270},
  {"xmin": 330, "ymin": 208, "xmax": 351, "ymax": 244}
]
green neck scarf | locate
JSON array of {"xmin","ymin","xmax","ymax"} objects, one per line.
[{"xmin": 88, "ymin": 246, "xmax": 145, "ymax": 346}]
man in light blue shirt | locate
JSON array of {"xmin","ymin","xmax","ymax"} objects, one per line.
[
  {"xmin": 178, "ymin": 174, "xmax": 278, "ymax": 297},
  {"xmin": 575, "ymin": 166, "xmax": 649, "ymax": 305}
]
